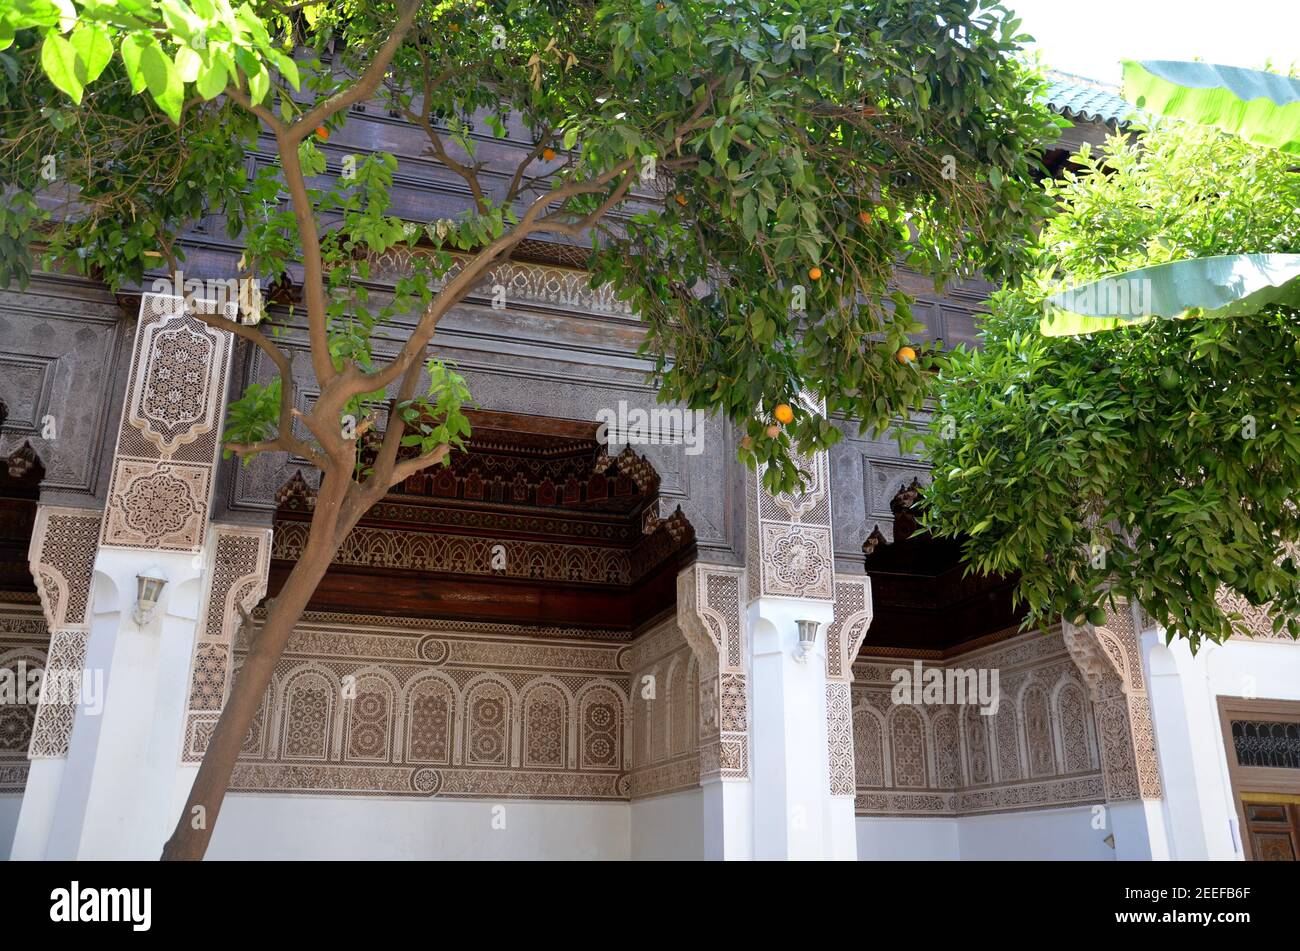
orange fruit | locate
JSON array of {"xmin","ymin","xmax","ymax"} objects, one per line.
[
  {"xmin": 449, "ymin": 23, "xmax": 460, "ymax": 32},
  {"xmin": 542, "ymin": 147, "xmax": 557, "ymax": 161},
  {"xmin": 808, "ymin": 266, "xmax": 822, "ymax": 281},
  {"xmin": 773, "ymin": 403, "xmax": 794, "ymax": 425},
  {"xmin": 740, "ymin": 435, "xmax": 753, "ymax": 450},
  {"xmin": 765, "ymin": 424, "xmax": 781, "ymax": 439},
  {"xmin": 858, "ymin": 210, "xmax": 872, "ymax": 224},
  {"xmin": 674, "ymin": 193, "xmax": 687, "ymax": 206},
  {"xmin": 896, "ymin": 346, "xmax": 917, "ymax": 364},
  {"xmin": 316, "ymin": 126, "xmax": 328, "ymax": 140},
  {"xmin": 657, "ymin": 2, "xmax": 666, "ymax": 8}
]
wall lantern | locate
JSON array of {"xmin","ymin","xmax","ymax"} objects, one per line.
[
  {"xmin": 133, "ymin": 568, "xmax": 168, "ymax": 626},
  {"xmin": 794, "ymin": 619, "xmax": 820, "ymax": 663}
]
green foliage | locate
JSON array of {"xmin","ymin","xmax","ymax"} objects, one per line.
[
  {"xmin": 919, "ymin": 121, "xmax": 1300, "ymax": 648},
  {"xmin": 5, "ymin": 0, "xmax": 1058, "ymax": 494},
  {"xmin": 221, "ymin": 376, "xmax": 281, "ymax": 462}
]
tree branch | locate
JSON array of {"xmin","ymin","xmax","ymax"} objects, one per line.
[{"xmin": 289, "ymin": 0, "xmax": 422, "ymax": 144}]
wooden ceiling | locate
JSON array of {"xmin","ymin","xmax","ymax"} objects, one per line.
[
  {"xmin": 862, "ymin": 480, "xmax": 1027, "ymax": 654},
  {"xmin": 268, "ymin": 410, "xmax": 695, "ymax": 633}
]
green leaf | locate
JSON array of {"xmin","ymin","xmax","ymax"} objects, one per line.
[
  {"xmin": 1123, "ymin": 60, "xmax": 1300, "ymax": 154},
  {"xmin": 174, "ymin": 45, "xmax": 203, "ymax": 83},
  {"xmin": 195, "ymin": 51, "xmax": 227, "ymax": 100},
  {"xmin": 40, "ymin": 31, "xmax": 82, "ymax": 104},
  {"xmin": 1041, "ymin": 254, "xmax": 1300, "ymax": 336},
  {"xmin": 70, "ymin": 22, "xmax": 113, "ymax": 84},
  {"xmin": 269, "ymin": 49, "xmax": 300, "ymax": 91},
  {"xmin": 120, "ymin": 33, "xmax": 148, "ymax": 93},
  {"xmin": 141, "ymin": 41, "xmax": 183, "ymax": 123}
]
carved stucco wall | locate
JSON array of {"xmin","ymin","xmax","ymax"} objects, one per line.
[
  {"xmin": 0, "ymin": 604, "xmax": 48, "ymax": 791},
  {"xmin": 747, "ymin": 394, "xmax": 836, "ymax": 603},
  {"xmin": 24, "ymin": 505, "xmax": 100, "ymax": 760},
  {"xmin": 181, "ymin": 525, "xmax": 272, "ymax": 763},
  {"xmin": 1060, "ymin": 603, "xmax": 1163, "ymax": 803},
  {"xmin": 624, "ymin": 616, "xmax": 700, "ymax": 799},
  {"xmin": 852, "ymin": 626, "xmax": 1107, "ymax": 816},
  {"xmin": 825, "ymin": 574, "xmax": 873, "ymax": 797},
  {"xmin": 224, "ymin": 612, "xmax": 631, "ymax": 800},
  {"xmin": 100, "ymin": 295, "xmax": 233, "ymax": 553},
  {"xmin": 677, "ymin": 563, "xmax": 749, "ymax": 782}
]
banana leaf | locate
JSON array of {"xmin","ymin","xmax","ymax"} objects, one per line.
[
  {"xmin": 1122, "ymin": 60, "xmax": 1300, "ymax": 154},
  {"xmin": 1040, "ymin": 253, "xmax": 1300, "ymax": 337}
]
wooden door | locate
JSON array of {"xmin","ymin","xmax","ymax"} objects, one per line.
[{"xmin": 1241, "ymin": 798, "xmax": 1300, "ymax": 861}]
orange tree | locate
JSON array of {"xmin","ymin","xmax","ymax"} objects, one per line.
[
  {"xmin": 919, "ymin": 117, "xmax": 1300, "ymax": 649},
  {"xmin": 1, "ymin": 0, "xmax": 1057, "ymax": 858}
]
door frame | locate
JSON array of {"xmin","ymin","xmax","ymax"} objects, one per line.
[{"xmin": 1217, "ymin": 696, "xmax": 1300, "ymax": 860}]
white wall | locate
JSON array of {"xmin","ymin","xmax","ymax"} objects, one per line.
[
  {"xmin": 1144, "ymin": 633, "xmax": 1300, "ymax": 861},
  {"xmin": 0, "ymin": 795, "xmax": 21, "ymax": 860},
  {"xmin": 857, "ymin": 816, "xmax": 958, "ymax": 859},
  {"xmin": 630, "ymin": 789, "xmax": 704, "ymax": 860},
  {"xmin": 857, "ymin": 806, "xmax": 1114, "ymax": 860},
  {"xmin": 958, "ymin": 806, "xmax": 1114, "ymax": 860},
  {"xmin": 205, "ymin": 794, "xmax": 629, "ymax": 860}
]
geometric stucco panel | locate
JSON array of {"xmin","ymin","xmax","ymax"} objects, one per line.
[
  {"xmin": 677, "ymin": 563, "xmax": 749, "ymax": 782},
  {"xmin": 101, "ymin": 294, "xmax": 232, "ymax": 553}
]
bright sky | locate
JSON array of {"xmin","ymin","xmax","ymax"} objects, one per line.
[{"xmin": 1004, "ymin": 0, "xmax": 1300, "ymax": 85}]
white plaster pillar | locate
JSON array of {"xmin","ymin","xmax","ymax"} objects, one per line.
[
  {"xmin": 44, "ymin": 549, "xmax": 204, "ymax": 859},
  {"xmin": 749, "ymin": 594, "xmax": 835, "ymax": 859},
  {"xmin": 1141, "ymin": 630, "xmax": 1238, "ymax": 860},
  {"xmin": 13, "ymin": 293, "xmax": 236, "ymax": 859},
  {"xmin": 741, "ymin": 416, "xmax": 861, "ymax": 859}
]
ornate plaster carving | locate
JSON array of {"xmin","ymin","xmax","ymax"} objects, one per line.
[
  {"xmin": 180, "ymin": 525, "xmax": 272, "ymax": 762},
  {"xmin": 101, "ymin": 295, "xmax": 233, "ymax": 553},
  {"xmin": 25, "ymin": 505, "xmax": 102, "ymax": 759},
  {"xmin": 677, "ymin": 563, "xmax": 749, "ymax": 782},
  {"xmin": 369, "ymin": 248, "xmax": 635, "ymax": 318},
  {"xmin": 0, "ymin": 606, "xmax": 49, "ymax": 789},
  {"xmin": 825, "ymin": 574, "xmax": 873, "ymax": 796},
  {"xmin": 210, "ymin": 614, "xmax": 629, "ymax": 800},
  {"xmin": 1061, "ymin": 603, "xmax": 1163, "ymax": 802},
  {"xmin": 747, "ymin": 394, "xmax": 835, "ymax": 602},
  {"xmin": 852, "ymin": 625, "xmax": 1106, "ymax": 816}
]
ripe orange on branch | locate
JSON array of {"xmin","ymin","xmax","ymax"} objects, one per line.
[
  {"xmin": 774, "ymin": 403, "xmax": 794, "ymax": 425},
  {"xmin": 542, "ymin": 147, "xmax": 557, "ymax": 161},
  {"xmin": 808, "ymin": 266, "xmax": 822, "ymax": 281},
  {"xmin": 896, "ymin": 346, "xmax": 917, "ymax": 364},
  {"xmin": 316, "ymin": 126, "xmax": 328, "ymax": 140}
]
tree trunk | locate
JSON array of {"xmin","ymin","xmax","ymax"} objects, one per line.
[{"xmin": 160, "ymin": 480, "xmax": 356, "ymax": 860}]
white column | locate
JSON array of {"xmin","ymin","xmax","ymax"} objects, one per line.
[
  {"xmin": 44, "ymin": 550, "xmax": 204, "ymax": 859},
  {"xmin": 749, "ymin": 595, "xmax": 835, "ymax": 859},
  {"xmin": 1141, "ymin": 630, "xmax": 1236, "ymax": 859},
  {"xmin": 14, "ymin": 293, "xmax": 235, "ymax": 859},
  {"xmin": 742, "ymin": 408, "xmax": 856, "ymax": 859}
]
